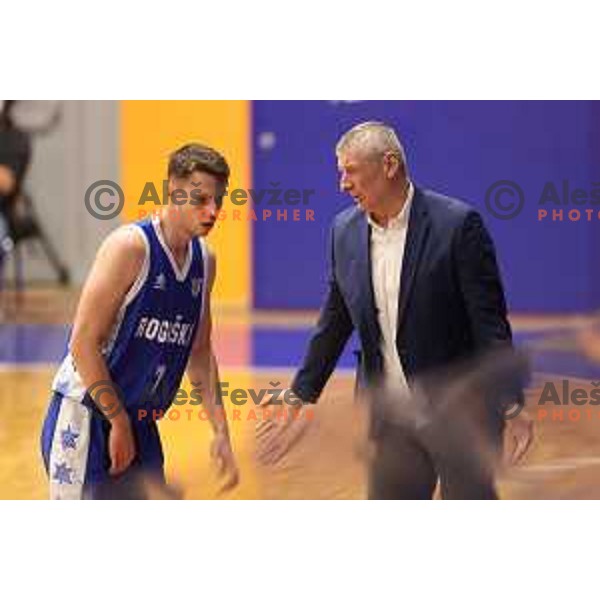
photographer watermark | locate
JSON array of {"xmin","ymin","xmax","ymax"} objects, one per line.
[
  {"xmin": 137, "ymin": 180, "xmax": 316, "ymax": 207},
  {"xmin": 533, "ymin": 379, "xmax": 600, "ymax": 423},
  {"xmin": 485, "ymin": 180, "xmax": 525, "ymax": 221},
  {"xmin": 86, "ymin": 376, "xmax": 529, "ymax": 425},
  {"xmin": 498, "ymin": 379, "xmax": 600, "ymax": 424},
  {"xmin": 84, "ymin": 179, "xmax": 317, "ymax": 221},
  {"xmin": 137, "ymin": 207, "xmax": 315, "ymax": 222},
  {"xmin": 485, "ymin": 179, "xmax": 600, "ymax": 221},
  {"xmin": 85, "ymin": 180, "xmax": 125, "ymax": 220},
  {"xmin": 85, "ymin": 378, "xmax": 315, "ymax": 424},
  {"xmin": 503, "ymin": 398, "xmax": 525, "ymax": 420}
]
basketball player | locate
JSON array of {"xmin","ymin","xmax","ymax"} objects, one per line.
[{"xmin": 41, "ymin": 143, "xmax": 239, "ymax": 499}]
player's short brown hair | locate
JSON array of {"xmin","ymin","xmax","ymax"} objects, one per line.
[{"xmin": 168, "ymin": 143, "xmax": 230, "ymax": 193}]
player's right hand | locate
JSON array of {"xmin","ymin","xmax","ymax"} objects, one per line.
[{"xmin": 108, "ymin": 414, "xmax": 136, "ymax": 475}]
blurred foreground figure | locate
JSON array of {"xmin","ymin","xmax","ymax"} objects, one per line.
[
  {"xmin": 257, "ymin": 347, "xmax": 530, "ymax": 499},
  {"xmin": 258, "ymin": 121, "xmax": 533, "ymax": 498},
  {"xmin": 0, "ymin": 101, "xmax": 31, "ymax": 273},
  {"xmin": 364, "ymin": 346, "xmax": 531, "ymax": 499}
]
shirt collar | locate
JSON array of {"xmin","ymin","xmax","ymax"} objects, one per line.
[{"xmin": 368, "ymin": 181, "xmax": 414, "ymax": 233}]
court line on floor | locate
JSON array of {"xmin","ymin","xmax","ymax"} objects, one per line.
[
  {"xmin": 0, "ymin": 362, "xmax": 57, "ymax": 372},
  {"xmin": 0, "ymin": 363, "xmax": 357, "ymax": 377},
  {"xmin": 0, "ymin": 365, "xmax": 593, "ymax": 381},
  {"xmin": 511, "ymin": 456, "xmax": 600, "ymax": 474}
]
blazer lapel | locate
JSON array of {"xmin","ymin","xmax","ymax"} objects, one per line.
[
  {"xmin": 397, "ymin": 187, "xmax": 430, "ymax": 336},
  {"xmin": 356, "ymin": 214, "xmax": 381, "ymax": 345}
]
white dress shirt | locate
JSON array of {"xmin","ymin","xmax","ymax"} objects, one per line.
[{"xmin": 368, "ymin": 182, "xmax": 414, "ymax": 395}]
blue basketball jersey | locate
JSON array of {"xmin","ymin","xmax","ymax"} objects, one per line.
[
  {"xmin": 41, "ymin": 217, "xmax": 209, "ymax": 498},
  {"xmin": 52, "ymin": 217, "xmax": 207, "ymax": 413}
]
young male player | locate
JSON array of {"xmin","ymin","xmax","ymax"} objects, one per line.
[{"xmin": 41, "ymin": 143, "xmax": 239, "ymax": 499}]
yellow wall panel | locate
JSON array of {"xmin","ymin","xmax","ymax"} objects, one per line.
[{"xmin": 120, "ymin": 101, "xmax": 251, "ymax": 308}]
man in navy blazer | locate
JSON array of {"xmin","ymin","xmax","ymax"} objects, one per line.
[{"xmin": 259, "ymin": 121, "xmax": 532, "ymax": 499}]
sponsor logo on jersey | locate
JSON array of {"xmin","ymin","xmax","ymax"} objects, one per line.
[
  {"xmin": 191, "ymin": 277, "xmax": 203, "ymax": 298},
  {"xmin": 135, "ymin": 315, "xmax": 194, "ymax": 346},
  {"xmin": 153, "ymin": 273, "xmax": 167, "ymax": 291}
]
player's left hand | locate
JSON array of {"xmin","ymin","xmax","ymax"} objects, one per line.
[
  {"xmin": 504, "ymin": 408, "xmax": 534, "ymax": 465},
  {"xmin": 211, "ymin": 432, "xmax": 240, "ymax": 494}
]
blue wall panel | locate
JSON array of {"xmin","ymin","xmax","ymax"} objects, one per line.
[{"xmin": 253, "ymin": 101, "xmax": 599, "ymax": 313}]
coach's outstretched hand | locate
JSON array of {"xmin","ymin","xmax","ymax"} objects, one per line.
[
  {"xmin": 255, "ymin": 389, "xmax": 312, "ymax": 465},
  {"xmin": 504, "ymin": 409, "xmax": 534, "ymax": 466},
  {"xmin": 211, "ymin": 432, "xmax": 240, "ymax": 494}
]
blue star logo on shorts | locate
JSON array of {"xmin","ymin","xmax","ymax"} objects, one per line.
[
  {"xmin": 60, "ymin": 425, "xmax": 79, "ymax": 450},
  {"xmin": 53, "ymin": 462, "xmax": 73, "ymax": 485}
]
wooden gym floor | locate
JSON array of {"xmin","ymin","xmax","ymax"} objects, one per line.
[{"xmin": 2, "ymin": 288, "xmax": 600, "ymax": 499}]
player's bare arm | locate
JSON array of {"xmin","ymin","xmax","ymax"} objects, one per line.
[
  {"xmin": 70, "ymin": 225, "xmax": 145, "ymax": 475},
  {"xmin": 187, "ymin": 248, "xmax": 239, "ymax": 491}
]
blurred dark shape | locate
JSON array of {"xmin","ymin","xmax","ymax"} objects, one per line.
[
  {"xmin": 363, "ymin": 346, "xmax": 530, "ymax": 499},
  {"xmin": 5, "ymin": 100, "xmax": 61, "ymax": 133},
  {"xmin": 83, "ymin": 467, "xmax": 183, "ymax": 500},
  {"xmin": 0, "ymin": 101, "xmax": 30, "ymax": 255},
  {"xmin": 0, "ymin": 100, "xmax": 69, "ymax": 300}
]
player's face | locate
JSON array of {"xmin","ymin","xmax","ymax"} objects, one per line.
[
  {"xmin": 169, "ymin": 171, "xmax": 222, "ymax": 237},
  {"xmin": 337, "ymin": 149, "xmax": 388, "ymax": 213}
]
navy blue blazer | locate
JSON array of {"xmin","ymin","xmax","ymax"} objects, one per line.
[{"xmin": 291, "ymin": 185, "xmax": 515, "ymax": 406}]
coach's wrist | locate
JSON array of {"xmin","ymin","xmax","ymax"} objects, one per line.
[{"xmin": 286, "ymin": 386, "xmax": 312, "ymax": 406}]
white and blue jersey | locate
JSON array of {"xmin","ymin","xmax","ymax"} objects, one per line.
[{"xmin": 41, "ymin": 217, "xmax": 209, "ymax": 499}]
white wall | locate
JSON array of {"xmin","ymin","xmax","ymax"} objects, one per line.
[{"xmin": 4, "ymin": 100, "xmax": 120, "ymax": 285}]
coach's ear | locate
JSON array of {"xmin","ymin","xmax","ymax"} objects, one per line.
[{"xmin": 383, "ymin": 152, "xmax": 401, "ymax": 180}]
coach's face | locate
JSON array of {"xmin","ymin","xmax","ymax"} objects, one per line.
[
  {"xmin": 168, "ymin": 170, "xmax": 221, "ymax": 237},
  {"xmin": 337, "ymin": 148, "xmax": 396, "ymax": 213}
]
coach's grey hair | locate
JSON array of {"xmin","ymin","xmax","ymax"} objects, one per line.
[{"xmin": 336, "ymin": 121, "xmax": 407, "ymax": 167}]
